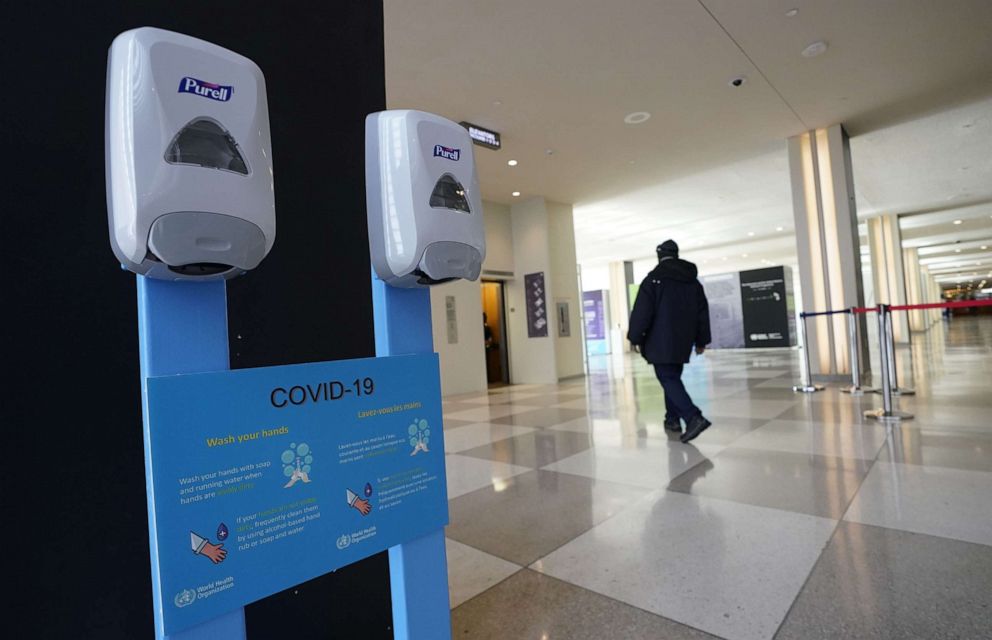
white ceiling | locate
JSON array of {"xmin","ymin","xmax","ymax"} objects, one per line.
[{"xmin": 383, "ymin": 0, "xmax": 992, "ymax": 285}]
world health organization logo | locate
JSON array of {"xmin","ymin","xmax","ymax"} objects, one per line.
[
  {"xmin": 336, "ymin": 534, "xmax": 351, "ymax": 550},
  {"xmin": 174, "ymin": 588, "xmax": 196, "ymax": 608}
]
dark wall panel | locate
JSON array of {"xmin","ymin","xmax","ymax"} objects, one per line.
[{"xmin": 3, "ymin": 2, "xmax": 389, "ymax": 638}]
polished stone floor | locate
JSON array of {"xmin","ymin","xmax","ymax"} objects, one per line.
[{"xmin": 440, "ymin": 316, "xmax": 992, "ymax": 639}]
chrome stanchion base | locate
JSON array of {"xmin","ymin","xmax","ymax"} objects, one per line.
[
  {"xmin": 864, "ymin": 408, "xmax": 914, "ymax": 422},
  {"xmin": 873, "ymin": 387, "xmax": 915, "ymax": 396},
  {"xmin": 793, "ymin": 384, "xmax": 825, "ymax": 393},
  {"xmin": 841, "ymin": 386, "xmax": 876, "ymax": 396}
]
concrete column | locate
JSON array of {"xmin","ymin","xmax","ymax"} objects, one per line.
[
  {"xmin": 902, "ymin": 247, "xmax": 927, "ymax": 332},
  {"xmin": 607, "ymin": 260, "xmax": 634, "ymax": 355},
  {"xmin": 788, "ymin": 124, "xmax": 867, "ymax": 377},
  {"xmin": 867, "ymin": 215, "xmax": 909, "ymax": 342}
]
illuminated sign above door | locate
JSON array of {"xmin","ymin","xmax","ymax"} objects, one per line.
[{"xmin": 459, "ymin": 122, "xmax": 501, "ymax": 150}]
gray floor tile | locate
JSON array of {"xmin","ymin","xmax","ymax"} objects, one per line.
[
  {"xmin": 442, "ymin": 401, "xmax": 486, "ymax": 415},
  {"xmin": 488, "ymin": 406, "xmax": 589, "ymax": 428},
  {"xmin": 844, "ymin": 461, "xmax": 992, "ymax": 546},
  {"xmin": 776, "ymin": 522, "xmax": 992, "ymax": 639},
  {"xmin": 668, "ymin": 447, "xmax": 872, "ymax": 518},
  {"xmin": 447, "ymin": 470, "xmax": 650, "ymax": 566},
  {"xmin": 458, "ymin": 430, "xmax": 594, "ymax": 468},
  {"xmin": 452, "ymin": 569, "xmax": 718, "ymax": 640},
  {"xmin": 775, "ymin": 397, "xmax": 883, "ymax": 426},
  {"xmin": 445, "ymin": 403, "xmax": 535, "ymax": 422},
  {"xmin": 878, "ymin": 427, "xmax": 992, "ymax": 472},
  {"xmin": 730, "ymin": 419, "xmax": 889, "ymax": 461},
  {"xmin": 696, "ymin": 397, "xmax": 800, "ymax": 420},
  {"xmin": 442, "ymin": 417, "xmax": 476, "ymax": 430}
]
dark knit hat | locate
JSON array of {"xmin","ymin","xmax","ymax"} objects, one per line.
[{"xmin": 656, "ymin": 239, "xmax": 679, "ymax": 258}]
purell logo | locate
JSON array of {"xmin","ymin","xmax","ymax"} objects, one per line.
[
  {"xmin": 178, "ymin": 77, "xmax": 233, "ymax": 102},
  {"xmin": 433, "ymin": 145, "xmax": 460, "ymax": 161}
]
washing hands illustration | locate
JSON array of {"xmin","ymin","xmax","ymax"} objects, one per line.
[
  {"xmin": 346, "ymin": 489, "xmax": 372, "ymax": 515},
  {"xmin": 283, "ymin": 456, "xmax": 312, "ymax": 488},
  {"xmin": 190, "ymin": 532, "xmax": 227, "ymax": 564}
]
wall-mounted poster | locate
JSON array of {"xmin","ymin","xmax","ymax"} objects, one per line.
[
  {"xmin": 582, "ymin": 290, "xmax": 606, "ymax": 340},
  {"xmin": 525, "ymin": 272, "xmax": 548, "ymax": 337},
  {"xmin": 700, "ymin": 272, "xmax": 745, "ymax": 348}
]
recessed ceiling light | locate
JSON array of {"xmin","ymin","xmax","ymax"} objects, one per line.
[
  {"xmin": 493, "ymin": 99, "xmax": 503, "ymax": 107},
  {"xmin": 507, "ymin": 159, "xmax": 518, "ymax": 166},
  {"xmin": 728, "ymin": 76, "xmax": 747, "ymax": 88},
  {"xmin": 955, "ymin": 249, "xmax": 962, "ymax": 253},
  {"xmin": 545, "ymin": 148, "xmax": 555, "ymax": 156},
  {"xmin": 511, "ymin": 191, "xmax": 521, "ymax": 197},
  {"xmin": 776, "ymin": 226, "xmax": 784, "ymax": 232},
  {"xmin": 801, "ymin": 41, "xmax": 828, "ymax": 58},
  {"xmin": 747, "ymin": 231, "xmax": 755, "ymax": 237},
  {"xmin": 982, "ymin": 245, "xmax": 988, "ymax": 250},
  {"xmin": 624, "ymin": 111, "xmax": 651, "ymax": 125},
  {"xmin": 953, "ymin": 219, "xmax": 963, "ymax": 225},
  {"xmin": 785, "ymin": 8, "xmax": 799, "ymax": 17},
  {"xmin": 741, "ymin": 253, "xmax": 749, "ymax": 258}
]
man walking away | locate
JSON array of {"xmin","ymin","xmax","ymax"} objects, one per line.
[{"xmin": 627, "ymin": 240, "xmax": 713, "ymax": 443}]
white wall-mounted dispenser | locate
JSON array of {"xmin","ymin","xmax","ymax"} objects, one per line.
[
  {"xmin": 106, "ymin": 27, "xmax": 275, "ymax": 280},
  {"xmin": 366, "ymin": 110, "xmax": 485, "ymax": 288}
]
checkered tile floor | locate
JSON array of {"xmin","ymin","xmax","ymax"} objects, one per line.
[{"xmin": 440, "ymin": 317, "xmax": 992, "ymax": 639}]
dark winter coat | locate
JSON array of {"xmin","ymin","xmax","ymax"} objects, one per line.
[{"xmin": 627, "ymin": 258, "xmax": 711, "ymax": 364}]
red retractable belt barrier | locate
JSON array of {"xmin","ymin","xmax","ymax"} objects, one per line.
[{"xmin": 889, "ymin": 299, "xmax": 992, "ymax": 312}]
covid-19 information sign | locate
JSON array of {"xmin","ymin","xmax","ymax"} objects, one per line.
[{"xmin": 145, "ymin": 354, "xmax": 447, "ymax": 634}]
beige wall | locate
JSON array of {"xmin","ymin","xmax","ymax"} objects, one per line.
[
  {"xmin": 482, "ymin": 200, "xmax": 514, "ymax": 275},
  {"xmin": 430, "ymin": 278, "xmax": 487, "ymax": 396},
  {"xmin": 429, "ymin": 197, "xmax": 585, "ymax": 392}
]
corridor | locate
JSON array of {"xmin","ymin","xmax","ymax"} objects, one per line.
[{"xmin": 441, "ymin": 317, "xmax": 992, "ymax": 640}]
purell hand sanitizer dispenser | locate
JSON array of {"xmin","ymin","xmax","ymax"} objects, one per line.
[
  {"xmin": 366, "ymin": 110, "xmax": 485, "ymax": 287},
  {"xmin": 106, "ymin": 27, "xmax": 275, "ymax": 280}
]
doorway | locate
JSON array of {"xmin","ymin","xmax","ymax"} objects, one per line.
[{"xmin": 481, "ymin": 280, "xmax": 510, "ymax": 386}]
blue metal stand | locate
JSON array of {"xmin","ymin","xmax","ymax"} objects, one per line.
[
  {"xmin": 137, "ymin": 273, "xmax": 449, "ymax": 639},
  {"xmin": 371, "ymin": 274, "xmax": 452, "ymax": 640},
  {"xmin": 137, "ymin": 277, "xmax": 246, "ymax": 640}
]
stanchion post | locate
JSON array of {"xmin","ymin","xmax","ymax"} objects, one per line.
[
  {"xmin": 866, "ymin": 304, "xmax": 913, "ymax": 422},
  {"xmin": 841, "ymin": 307, "xmax": 874, "ymax": 395},
  {"xmin": 883, "ymin": 310, "xmax": 915, "ymax": 395},
  {"xmin": 793, "ymin": 312, "xmax": 824, "ymax": 393}
]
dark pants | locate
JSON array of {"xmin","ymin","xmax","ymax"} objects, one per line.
[{"xmin": 653, "ymin": 363, "xmax": 700, "ymax": 423}]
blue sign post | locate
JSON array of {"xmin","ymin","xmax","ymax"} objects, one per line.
[
  {"xmin": 138, "ymin": 277, "xmax": 246, "ymax": 640},
  {"xmin": 372, "ymin": 274, "xmax": 453, "ymax": 640}
]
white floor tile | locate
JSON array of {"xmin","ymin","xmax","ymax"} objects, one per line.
[
  {"xmin": 532, "ymin": 490, "xmax": 837, "ymax": 640},
  {"xmin": 445, "ymin": 538, "xmax": 521, "ymax": 608},
  {"xmin": 443, "ymin": 422, "xmax": 536, "ymax": 453},
  {"xmin": 445, "ymin": 403, "xmax": 533, "ymax": 422},
  {"xmin": 543, "ymin": 441, "xmax": 725, "ymax": 490},
  {"xmin": 445, "ymin": 453, "xmax": 531, "ymax": 499},
  {"xmin": 844, "ymin": 461, "xmax": 992, "ymax": 546}
]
